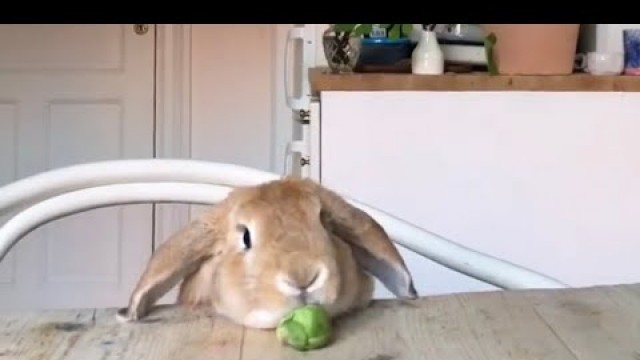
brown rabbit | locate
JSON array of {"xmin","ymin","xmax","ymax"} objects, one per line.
[{"xmin": 117, "ymin": 177, "xmax": 417, "ymax": 329}]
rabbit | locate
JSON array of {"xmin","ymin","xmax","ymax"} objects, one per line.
[{"xmin": 116, "ymin": 176, "xmax": 417, "ymax": 329}]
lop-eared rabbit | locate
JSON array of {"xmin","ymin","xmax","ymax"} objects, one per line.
[{"xmin": 117, "ymin": 177, "xmax": 417, "ymax": 329}]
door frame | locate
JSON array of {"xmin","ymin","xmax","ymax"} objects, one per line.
[
  {"xmin": 154, "ymin": 24, "xmax": 193, "ymax": 247},
  {"xmin": 152, "ymin": 24, "xmax": 297, "ymax": 246}
]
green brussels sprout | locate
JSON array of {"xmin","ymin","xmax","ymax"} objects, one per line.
[{"xmin": 276, "ymin": 304, "xmax": 332, "ymax": 351}]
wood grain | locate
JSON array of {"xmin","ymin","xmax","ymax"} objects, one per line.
[
  {"xmin": 309, "ymin": 67, "xmax": 640, "ymax": 95},
  {"xmin": 59, "ymin": 306, "xmax": 219, "ymax": 360},
  {"xmin": 0, "ymin": 309, "xmax": 94, "ymax": 360},
  {"xmin": 526, "ymin": 286, "xmax": 640, "ymax": 360},
  {"xmin": 2, "ymin": 284, "xmax": 640, "ymax": 360},
  {"xmin": 456, "ymin": 290, "xmax": 577, "ymax": 359}
]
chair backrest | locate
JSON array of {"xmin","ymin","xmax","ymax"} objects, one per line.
[{"xmin": 0, "ymin": 159, "xmax": 568, "ymax": 291}]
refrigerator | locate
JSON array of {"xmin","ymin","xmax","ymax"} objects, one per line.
[{"xmin": 281, "ymin": 24, "xmax": 328, "ymax": 180}]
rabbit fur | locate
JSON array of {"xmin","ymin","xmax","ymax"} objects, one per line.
[{"xmin": 117, "ymin": 177, "xmax": 417, "ymax": 329}]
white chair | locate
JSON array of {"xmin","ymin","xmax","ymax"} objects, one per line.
[{"xmin": 0, "ymin": 159, "xmax": 567, "ymax": 291}]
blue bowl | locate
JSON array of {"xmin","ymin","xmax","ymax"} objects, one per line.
[{"xmin": 357, "ymin": 37, "xmax": 416, "ymax": 66}]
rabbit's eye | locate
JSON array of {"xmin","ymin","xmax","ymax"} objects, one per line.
[{"xmin": 242, "ymin": 227, "xmax": 252, "ymax": 250}]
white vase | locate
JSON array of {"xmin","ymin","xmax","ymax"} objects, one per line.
[{"xmin": 411, "ymin": 30, "xmax": 444, "ymax": 75}]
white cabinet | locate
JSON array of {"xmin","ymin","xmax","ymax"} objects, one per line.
[{"xmin": 315, "ymin": 90, "xmax": 640, "ymax": 298}]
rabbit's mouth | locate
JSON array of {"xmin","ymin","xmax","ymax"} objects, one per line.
[
  {"xmin": 242, "ymin": 300, "xmax": 330, "ymax": 330},
  {"xmin": 241, "ymin": 274, "xmax": 332, "ymax": 330},
  {"xmin": 244, "ymin": 308, "xmax": 290, "ymax": 329}
]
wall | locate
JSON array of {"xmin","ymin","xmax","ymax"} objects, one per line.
[
  {"xmin": 191, "ymin": 25, "xmax": 275, "ymax": 172},
  {"xmin": 579, "ymin": 24, "xmax": 640, "ymax": 53},
  {"xmin": 186, "ymin": 23, "xmax": 640, "ymax": 186}
]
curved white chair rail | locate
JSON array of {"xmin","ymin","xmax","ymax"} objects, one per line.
[
  {"xmin": 0, "ymin": 180, "xmax": 568, "ymax": 290},
  {"xmin": 0, "ymin": 159, "xmax": 279, "ymax": 216},
  {"xmin": 0, "ymin": 182, "xmax": 231, "ymax": 263}
]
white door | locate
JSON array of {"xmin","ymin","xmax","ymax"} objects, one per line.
[{"xmin": 0, "ymin": 24, "xmax": 156, "ymax": 310}]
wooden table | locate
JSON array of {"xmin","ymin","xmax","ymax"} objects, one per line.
[{"xmin": 1, "ymin": 284, "xmax": 639, "ymax": 359}]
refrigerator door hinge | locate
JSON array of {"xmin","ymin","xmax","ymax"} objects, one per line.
[
  {"xmin": 298, "ymin": 109, "xmax": 310, "ymax": 124},
  {"xmin": 284, "ymin": 107, "xmax": 312, "ymax": 177}
]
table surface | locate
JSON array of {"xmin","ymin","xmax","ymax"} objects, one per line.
[{"xmin": 1, "ymin": 283, "xmax": 639, "ymax": 359}]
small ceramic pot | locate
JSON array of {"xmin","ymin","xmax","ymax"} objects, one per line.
[{"xmin": 623, "ymin": 29, "xmax": 640, "ymax": 75}]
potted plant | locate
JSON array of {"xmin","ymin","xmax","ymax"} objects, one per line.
[
  {"xmin": 321, "ymin": 24, "xmax": 364, "ymax": 73},
  {"xmin": 323, "ymin": 24, "xmax": 415, "ymax": 73}
]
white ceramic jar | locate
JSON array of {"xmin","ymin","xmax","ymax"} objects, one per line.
[{"xmin": 411, "ymin": 29, "xmax": 444, "ymax": 75}]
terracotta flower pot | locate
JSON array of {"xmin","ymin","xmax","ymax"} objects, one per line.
[{"xmin": 482, "ymin": 24, "xmax": 581, "ymax": 75}]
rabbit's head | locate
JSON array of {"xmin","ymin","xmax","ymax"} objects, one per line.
[{"xmin": 117, "ymin": 177, "xmax": 417, "ymax": 328}]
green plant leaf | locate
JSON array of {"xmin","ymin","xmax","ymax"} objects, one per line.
[
  {"xmin": 333, "ymin": 24, "xmax": 357, "ymax": 33},
  {"xmin": 484, "ymin": 32, "xmax": 499, "ymax": 75},
  {"xmin": 355, "ymin": 24, "xmax": 373, "ymax": 37},
  {"xmin": 333, "ymin": 23, "xmax": 413, "ymax": 38},
  {"xmin": 401, "ymin": 24, "xmax": 414, "ymax": 37},
  {"xmin": 388, "ymin": 25, "xmax": 400, "ymax": 39}
]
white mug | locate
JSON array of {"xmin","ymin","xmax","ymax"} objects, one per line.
[{"xmin": 576, "ymin": 52, "xmax": 624, "ymax": 75}]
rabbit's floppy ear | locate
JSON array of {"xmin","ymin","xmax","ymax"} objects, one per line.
[
  {"xmin": 304, "ymin": 179, "xmax": 418, "ymax": 299},
  {"xmin": 117, "ymin": 211, "xmax": 225, "ymax": 322}
]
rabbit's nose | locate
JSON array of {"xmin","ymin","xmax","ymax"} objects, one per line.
[
  {"xmin": 276, "ymin": 266, "xmax": 328, "ymax": 297},
  {"xmin": 301, "ymin": 272, "xmax": 320, "ymax": 290},
  {"xmin": 304, "ymin": 267, "xmax": 328, "ymax": 293}
]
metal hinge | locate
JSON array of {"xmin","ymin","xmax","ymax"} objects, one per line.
[
  {"xmin": 284, "ymin": 107, "xmax": 312, "ymax": 176},
  {"xmin": 299, "ymin": 109, "xmax": 311, "ymax": 168},
  {"xmin": 289, "ymin": 140, "xmax": 309, "ymax": 165},
  {"xmin": 298, "ymin": 109, "xmax": 310, "ymax": 125}
]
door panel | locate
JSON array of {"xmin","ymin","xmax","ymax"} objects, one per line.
[
  {"xmin": 0, "ymin": 24, "xmax": 155, "ymax": 310},
  {"xmin": 0, "ymin": 25, "xmax": 124, "ymax": 71}
]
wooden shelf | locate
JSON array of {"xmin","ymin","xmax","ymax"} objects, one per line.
[{"xmin": 309, "ymin": 67, "xmax": 640, "ymax": 95}]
